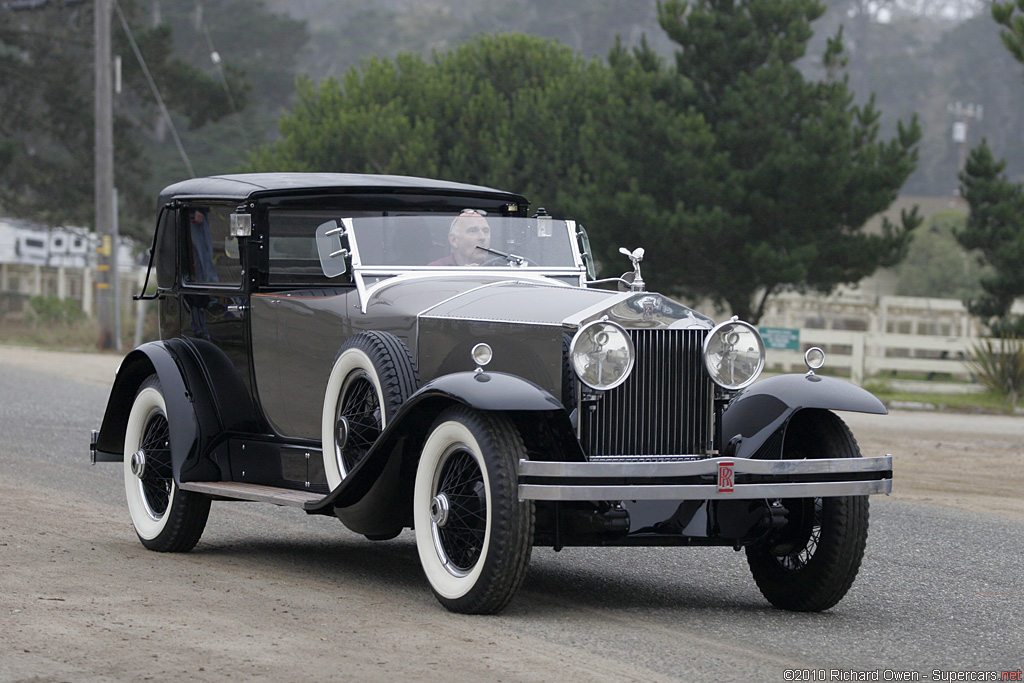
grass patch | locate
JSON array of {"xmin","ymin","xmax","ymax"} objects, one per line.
[
  {"xmin": 0, "ymin": 317, "xmax": 107, "ymax": 351},
  {"xmin": 0, "ymin": 297, "xmax": 159, "ymax": 352},
  {"xmin": 863, "ymin": 381, "xmax": 1019, "ymax": 413}
]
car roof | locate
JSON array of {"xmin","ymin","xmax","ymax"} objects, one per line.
[{"xmin": 158, "ymin": 173, "xmax": 524, "ymax": 204}]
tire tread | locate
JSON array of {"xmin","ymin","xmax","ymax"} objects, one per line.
[{"xmin": 745, "ymin": 411, "xmax": 870, "ymax": 612}]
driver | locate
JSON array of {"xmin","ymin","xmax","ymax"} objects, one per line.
[{"xmin": 428, "ymin": 209, "xmax": 491, "ymax": 266}]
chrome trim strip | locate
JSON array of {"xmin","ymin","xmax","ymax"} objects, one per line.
[
  {"xmin": 518, "ymin": 455, "xmax": 893, "ymax": 478},
  {"xmin": 421, "ymin": 315, "xmax": 565, "ymax": 327},
  {"xmin": 519, "ymin": 479, "xmax": 892, "ymax": 501},
  {"xmin": 416, "ymin": 280, "xmax": 501, "ymax": 317}
]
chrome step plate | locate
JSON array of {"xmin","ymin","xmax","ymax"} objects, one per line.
[{"xmin": 179, "ymin": 481, "xmax": 326, "ymax": 509}]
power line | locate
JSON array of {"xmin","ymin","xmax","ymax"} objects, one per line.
[
  {"xmin": 198, "ymin": 17, "xmax": 250, "ymax": 148},
  {"xmin": 112, "ymin": 0, "xmax": 195, "ymax": 177},
  {"xmin": 1, "ymin": 0, "xmax": 87, "ymax": 11}
]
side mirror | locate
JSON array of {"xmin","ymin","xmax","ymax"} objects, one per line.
[
  {"xmin": 316, "ymin": 219, "xmax": 349, "ymax": 278},
  {"xmin": 617, "ymin": 271, "xmax": 635, "ymax": 292}
]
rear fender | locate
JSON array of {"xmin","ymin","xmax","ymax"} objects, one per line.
[
  {"xmin": 93, "ymin": 339, "xmax": 258, "ymax": 482},
  {"xmin": 720, "ymin": 373, "xmax": 886, "ymax": 460}
]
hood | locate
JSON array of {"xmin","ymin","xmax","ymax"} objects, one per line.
[{"xmin": 417, "ymin": 280, "xmax": 713, "ymax": 331}]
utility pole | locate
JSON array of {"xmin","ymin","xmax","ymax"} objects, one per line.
[
  {"xmin": 948, "ymin": 101, "xmax": 983, "ymax": 200},
  {"xmin": 94, "ymin": 0, "xmax": 116, "ymax": 350}
]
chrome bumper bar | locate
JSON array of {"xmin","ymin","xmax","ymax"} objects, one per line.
[{"xmin": 517, "ymin": 455, "xmax": 893, "ymax": 502}]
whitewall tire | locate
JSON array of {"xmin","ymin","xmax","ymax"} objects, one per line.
[
  {"xmin": 321, "ymin": 332, "xmax": 418, "ymax": 490},
  {"xmin": 413, "ymin": 406, "xmax": 533, "ymax": 614},
  {"xmin": 123, "ymin": 376, "xmax": 209, "ymax": 552}
]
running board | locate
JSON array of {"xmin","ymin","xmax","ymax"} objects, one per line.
[{"xmin": 179, "ymin": 482, "xmax": 327, "ymax": 510}]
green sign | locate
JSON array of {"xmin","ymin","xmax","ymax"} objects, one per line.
[{"xmin": 759, "ymin": 327, "xmax": 800, "ymax": 350}]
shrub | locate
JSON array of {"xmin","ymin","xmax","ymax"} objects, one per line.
[
  {"xmin": 963, "ymin": 335, "xmax": 1024, "ymax": 409},
  {"xmin": 26, "ymin": 295, "xmax": 87, "ymax": 326}
]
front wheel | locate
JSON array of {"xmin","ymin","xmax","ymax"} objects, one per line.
[
  {"xmin": 322, "ymin": 332, "xmax": 418, "ymax": 489},
  {"xmin": 123, "ymin": 377, "xmax": 210, "ymax": 552},
  {"xmin": 413, "ymin": 406, "xmax": 534, "ymax": 614},
  {"xmin": 745, "ymin": 410, "xmax": 869, "ymax": 611}
]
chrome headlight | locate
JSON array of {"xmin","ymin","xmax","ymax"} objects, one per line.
[
  {"xmin": 570, "ymin": 320, "xmax": 635, "ymax": 391},
  {"xmin": 703, "ymin": 318, "xmax": 765, "ymax": 390}
]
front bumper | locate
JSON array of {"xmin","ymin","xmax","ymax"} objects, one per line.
[{"xmin": 517, "ymin": 455, "xmax": 892, "ymax": 501}]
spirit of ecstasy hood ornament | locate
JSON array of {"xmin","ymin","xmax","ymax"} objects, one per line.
[{"xmin": 619, "ymin": 246, "xmax": 646, "ymax": 292}]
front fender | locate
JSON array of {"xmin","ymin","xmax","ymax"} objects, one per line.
[
  {"xmin": 721, "ymin": 373, "xmax": 886, "ymax": 460},
  {"xmin": 412, "ymin": 370, "xmax": 567, "ymax": 412},
  {"xmin": 314, "ymin": 371, "xmax": 574, "ymax": 520}
]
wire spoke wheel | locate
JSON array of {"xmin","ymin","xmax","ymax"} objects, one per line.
[
  {"xmin": 123, "ymin": 376, "xmax": 209, "ymax": 553},
  {"xmin": 336, "ymin": 370, "xmax": 383, "ymax": 474},
  {"xmin": 137, "ymin": 410, "xmax": 173, "ymax": 519},
  {"xmin": 322, "ymin": 332, "xmax": 418, "ymax": 489},
  {"xmin": 772, "ymin": 497, "xmax": 822, "ymax": 571},
  {"xmin": 432, "ymin": 447, "xmax": 488, "ymax": 575},
  {"xmin": 414, "ymin": 406, "xmax": 534, "ymax": 614}
]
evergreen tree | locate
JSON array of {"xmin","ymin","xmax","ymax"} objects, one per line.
[
  {"xmin": 653, "ymin": 0, "xmax": 922, "ymax": 322},
  {"xmin": 0, "ymin": 1, "xmax": 292, "ymax": 238},
  {"xmin": 956, "ymin": 1, "xmax": 1024, "ymax": 332},
  {"xmin": 246, "ymin": 33, "xmax": 597, "ymax": 205},
  {"xmin": 958, "ymin": 142, "xmax": 1024, "ymax": 332},
  {"xmin": 994, "ymin": 0, "xmax": 1024, "ymax": 65},
  {"xmin": 251, "ymin": 14, "xmax": 920, "ymax": 323}
]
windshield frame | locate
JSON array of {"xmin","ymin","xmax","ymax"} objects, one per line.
[{"xmin": 340, "ymin": 215, "xmax": 588, "ymax": 312}]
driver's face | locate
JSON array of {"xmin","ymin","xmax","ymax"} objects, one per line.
[{"xmin": 449, "ymin": 214, "xmax": 491, "ymax": 265}]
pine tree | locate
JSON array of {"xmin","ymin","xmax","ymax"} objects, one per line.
[
  {"xmin": 958, "ymin": 142, "xmax": 1024, "ymax": 332},
  {"xmin": 956, "ymin": 1, "xmax": 1024, "ymax": 332},
  {"xmin": 652, "ymin": 0, "xmax": 921, "ymax": 322}
]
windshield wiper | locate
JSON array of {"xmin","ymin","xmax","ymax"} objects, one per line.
[{"xmin": 475, "ymin": 245, "xmax": 526, "ymax": 266}]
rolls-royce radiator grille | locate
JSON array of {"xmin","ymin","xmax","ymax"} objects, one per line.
[{"xmin": 581, "ymin": 328, "xmax": 713, "ymax": 458}]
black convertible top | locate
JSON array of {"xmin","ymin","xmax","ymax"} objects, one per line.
[{"xmin": 158, "ymin": 173, "xmax": 525, "ymax": 206}]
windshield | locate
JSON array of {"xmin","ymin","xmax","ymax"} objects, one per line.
[{"xmin": 347, "ymin": 215, "xmax": 579, "ymax": 269}]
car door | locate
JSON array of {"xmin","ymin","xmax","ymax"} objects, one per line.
[
  {"xmin": 250, "ymin": 208, "xmax": 356, "ymax": 440},
  {"xmin": 178, "ymin": 203, "xmax": 252, "ymax": 393}
]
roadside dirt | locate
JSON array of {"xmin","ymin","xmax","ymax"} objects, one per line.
[
  {"xmin": 0, "ymin": 345, "xmax": 122, "ymax": 386},
  {"xmin": 844, "ymin": 409, "xmax": 1024, "ymax": 521}
]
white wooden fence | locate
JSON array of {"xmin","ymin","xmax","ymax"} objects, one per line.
[
  {"xmin": 764, "ymin": 328, "xmax": 979, "ymax": 389},
  {"xmin": 757, "ymin": 293, "xmax": 1024, "ymax": 393},
  {"xmin": 0, "ymin": 262, "xmax": 144, "ymax": 317}
]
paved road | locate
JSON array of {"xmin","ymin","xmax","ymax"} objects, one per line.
[{"xmin": 1, "ymin": 360, "xmax": 1021, "ymax": 681}]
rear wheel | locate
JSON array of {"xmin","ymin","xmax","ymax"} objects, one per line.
[
  {"xmin": 123, "ymin": 377, "xmax": 210, "ymax": 552},
  {"xmin": 745, "ymin": 410, "xmax": 869, "ymax": 611},
  {"xmin": 413, "ymin": 406, "xmax": 534, "ymax": 614}
]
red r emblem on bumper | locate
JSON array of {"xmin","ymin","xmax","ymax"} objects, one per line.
[{"xmin": 718, "ymin": 461, "xmax": 734, "ymax": 493}]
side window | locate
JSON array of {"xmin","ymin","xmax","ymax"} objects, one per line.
[
  {"xmin": 182, "ymin": 205, "xmax": 242, "ymax": 287},
  {"xmin": 268, "ymin": 210, "xmax": 372, "ymax": 285}
]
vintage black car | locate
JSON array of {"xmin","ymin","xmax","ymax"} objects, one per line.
[{"xmin": 91, "ymin": 173, "xmax": 892, "ymax": 614}]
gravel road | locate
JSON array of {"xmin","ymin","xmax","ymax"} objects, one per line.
[{"xmin": 1, "ymin": 346, "xmax": 1021, "ymax": 681}]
